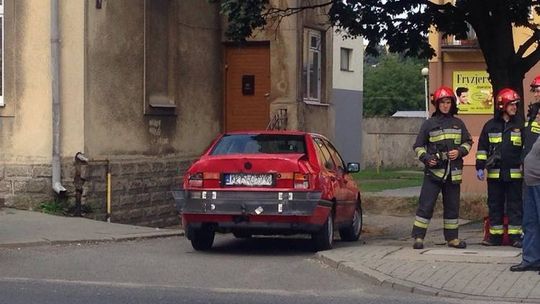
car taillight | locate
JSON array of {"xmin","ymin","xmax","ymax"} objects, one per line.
[
  {"xmin": 188, "ymin": 172, "xmax": 220, "ymax": 188},
  {"xmin": 188, "ymin": 172, "xmax": 203, "ymax": 188},
  {"xmin": 294, "ymin": 173, "xmax": 310, "ymax": 189}
]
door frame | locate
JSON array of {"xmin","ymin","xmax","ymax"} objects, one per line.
[{"xmin": 223, "ymin": 41, "xmax": 271, "ymax": 132}]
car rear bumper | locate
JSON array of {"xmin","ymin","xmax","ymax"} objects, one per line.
[{"xmin": 172, "ymin": 189, "xmax": 331, "ymax": 232}]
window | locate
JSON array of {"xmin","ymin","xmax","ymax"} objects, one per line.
[
  {"xmin": 0, "ymin": 0, "xmax": 4, "ymax": 107},
  {"xmin": 210, "ymin": 134, "xmax": 306, "ymax": 155},
  {"xmin": 322, "ymin": 139, "xmax": 346, "ymax": 170},
  {"xmin": 144, "ymin": 0, "xmax": 176, "ymax": 115},
  {"xmin": 302, "ymin": 29, "xmax": 322, "ymax": 102},
  {"xmin": 340, "ymin": 48, "xmax": 352, "ymax": 71},
  {"xmin": 313, "ymin": 137, "xmax": 336, "ymax": 170}
]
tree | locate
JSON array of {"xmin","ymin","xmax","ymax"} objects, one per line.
[
  {"xmin": 212, "ymin": 0, "xmax": 540, "ymax": 116},
  {"xmin": 364, "ymin": 53, "xmax": 427, "ymax": 117}
]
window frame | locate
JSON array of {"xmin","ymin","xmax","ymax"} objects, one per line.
[
  {"xmin": 303, "ymin": 28, "xmax": 322, "ymax": 103},
  {"xmin": 340, "ymin": 47, "xmax": 353, "ymax": 72}
]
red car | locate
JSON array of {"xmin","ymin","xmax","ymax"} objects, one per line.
[{"xmin": 173, "ymin": 131, "xmax": 362, "ymax": 251}]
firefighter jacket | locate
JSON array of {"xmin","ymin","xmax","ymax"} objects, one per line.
[
  {"xmin": 413, "ymin": 113, "xmax": 473, "ymax": 184},
  {"xmin": 476, "ymin": 115, "xmax": 523, "ymax": 181}
]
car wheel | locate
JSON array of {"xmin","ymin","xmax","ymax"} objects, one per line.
[
  {"xmin": 339, "ymin": 203, "xmax": 362, "ymax": 241},
  {"xmin": 190, "ymin": 226, "xmax": 215, "ymax": 251},
  {"xmin": 311, "ymin": 212, "xmax": 334, "ymax": 251}
]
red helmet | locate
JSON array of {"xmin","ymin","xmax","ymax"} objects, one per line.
[
  {"xmin": 496, "ymin": 88, "xmax": 520, "ymax": 110},
  {"xmin": 431, "ymin": 86, "xmax": 456, "ymax": 106},
  {"xmin": 531, "ymin": 75, "xmax": 540, "ymax": 90}
]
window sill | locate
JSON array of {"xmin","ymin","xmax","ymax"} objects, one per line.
[
  {"xmin": 149, "ymin": 103, "xmax": 176, "ymax": 109},
  {"xmin": 302, "ymin": 99, "xmax": 329, "ymax": 107},
  {"xmin": 340, "ymin": 68, "xmax": 354, "ymax": 72}
]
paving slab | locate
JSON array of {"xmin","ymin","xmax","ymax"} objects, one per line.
[
  {"xmin": 0, "ymin": 208, "xmax": 182, "ymax": 248},
  {"xmin": 318, "ymin": 213, "xmax": 540, "ymax": 302}
]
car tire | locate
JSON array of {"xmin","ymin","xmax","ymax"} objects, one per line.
[
  {"xmin": 190, "ymin": 226, "xmax": 215, "ymax": 251},
  {"xmin": 311, "ymin": 212, "xmax": 334, "ymax": 251},
  {"xmin": 339, "ymin": 202, "xmax": 362, "ymax": 242}
]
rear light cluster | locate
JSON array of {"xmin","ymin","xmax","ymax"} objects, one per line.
[
  {"xmin": 276, "ymin": 172, "xmax": 310, "ymax": 189},
  {"xmin": 188, "ymin": 172, "xmax": 220, "ymax": 188}
]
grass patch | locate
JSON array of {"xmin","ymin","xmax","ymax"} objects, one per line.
[
  {"xmin": 39, "ymin": 199, "xmax": 93, "ymax": 216},
  {"xmin": 39, "ymin": 199, "xmax": 68, "ymax": 216},
  {"xmin": 353, "ymin": 168, "xmax": 423, "ymax": 192}
]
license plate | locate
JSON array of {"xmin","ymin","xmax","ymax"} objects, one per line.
[{"xmin": 224, "ymin": 174, "xmax": 273, "ymax": 186}]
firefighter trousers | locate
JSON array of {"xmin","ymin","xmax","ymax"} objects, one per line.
[
  {"xmin": 487, "ymin": 179, "xmax": 523, "ymax": 240},
  {"xmin": 522, "ymin": 185, "xmax": 540, "ymax": 266},
  {"xmin": 412, "ymin": 175, "xmax": 460, "ymax": 241}
]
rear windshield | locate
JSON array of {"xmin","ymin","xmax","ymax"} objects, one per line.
[{"xmin": 210, "ymin": 134, "xmax": 306, "ymax": 155}]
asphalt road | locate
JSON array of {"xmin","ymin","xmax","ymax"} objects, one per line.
[{"xmin": 0, "ymin": 235, "xmax": 507, "ymax": 304}]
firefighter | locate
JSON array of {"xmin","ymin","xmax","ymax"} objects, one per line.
[
  {"xmin": 523, "ymin": 76, "xmax": 540, "ymax": 158},
  {"xmin": 411, "ymin": 86, "xmax": 473, "ymax": 249},
  {"xmin": 476, "ymin": 88, "xmax": 523, "ymax": 248}
]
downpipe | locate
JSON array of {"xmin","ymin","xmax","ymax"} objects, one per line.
[{"xmin": 51, "ymin": 0, "xmax": 65, "ymax": 194}]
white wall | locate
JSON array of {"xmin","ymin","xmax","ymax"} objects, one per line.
[{"xmin": 332, "ymin": 32, "xmax": 363, "ymax": 91}]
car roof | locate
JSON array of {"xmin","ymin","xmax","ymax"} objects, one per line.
[{"xmin": 222, "ymin": 130, "xmax": 324, "ymax": 137}]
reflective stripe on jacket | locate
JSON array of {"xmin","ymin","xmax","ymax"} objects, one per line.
[
  {"xmin": 475, "ymin": 116, "xmax": 523, "ymax": 181},
  {"xmin": 413, "ymin": 113, "xmax": 473, "ymax": 184}
]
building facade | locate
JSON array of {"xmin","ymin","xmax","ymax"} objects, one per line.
[
  {"xmin": 427, "ymin": 0, "xmax": 540, "ymax": 194},
  {"xmin": 0, "ymin": 0, "xmax": 363, "ymax": 226}
]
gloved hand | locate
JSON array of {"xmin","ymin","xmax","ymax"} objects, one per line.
[
  {"xmin": 424, "ymin": 154, "xmax": 437, "ymax": 167},
  {"xmin": 476, "ymin": 169, "xmax": 484, "ymax": 181}
]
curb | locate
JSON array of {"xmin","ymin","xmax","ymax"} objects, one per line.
[
  {"xmin": 0, "ymin": 231, "xmax": 184, "ymax": 249},
  {"xmin": 316, "ymin": 253, "xmax": 540, "ymax": 303}
]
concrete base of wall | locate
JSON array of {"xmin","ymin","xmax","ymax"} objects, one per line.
[{"xmin": 0, "ymin": 157, "xmax": 193, "ymax": 228}]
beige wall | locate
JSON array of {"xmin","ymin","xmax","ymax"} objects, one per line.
[
  {"xmin": 0, "ymin": 0, "xmax": 222, "ymax": 162},
  {"xmin": 0, "ymin": 0, "xmax": 85, "ymax": 163},
  {"xmin": 85, "ymin": 0, "xmax": 222, "ymax": 159}
]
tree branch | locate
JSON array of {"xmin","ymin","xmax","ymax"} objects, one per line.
[
  {"xmin": 523, "ymin": 46, "xmax": 540, "ymax": 72},
  {"xmin": 262, "ymin": 1, "xmax": 334, "ymax": 19},
  {"xmin": 517, "ymin": 29, "xmax": 540, "ymax": 58}
]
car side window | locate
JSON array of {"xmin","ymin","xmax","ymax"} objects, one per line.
[
  {"xmin": 322, "ymin": 139, "xmax": 346, "ymax": 171},
  {"xmin": 313, "ymin": 137, "xmax": 336, "ymax": 170}
]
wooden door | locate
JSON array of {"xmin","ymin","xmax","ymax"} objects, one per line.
[{"xmin": 225, "ymin": 43, "xmax": 270, "ymax": 131}]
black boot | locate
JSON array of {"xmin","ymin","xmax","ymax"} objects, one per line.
[
  {"xmin": 412, "ymin": 238, "xmax": 424, "ymax": 249},
  {"xmin": 447, "ymin": 239, "xmax": 467, "ymax": 249},
  {"xmin": 482, "ymin": 235, "xmax": 502, "ymax": 246},
  {"xmin": 510, "ymin": 235, "xmax": 523, "ymax": 248}
]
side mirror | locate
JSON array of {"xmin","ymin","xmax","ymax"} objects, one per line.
[{"xmin": 346, "ymin": 162, "xmax": 360, "ymax": 173}]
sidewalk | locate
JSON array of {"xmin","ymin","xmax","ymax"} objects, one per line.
[
  {"xmin": 319, "ymin": 212, "xmax": 539, "ymax": 303},
  {"xmin": 0, "ymin": 208, "xmax": 182, "ymax": 248},
  {"xmin": 1, "ymin": 203, "xmax": 537, "ymax": 302}
]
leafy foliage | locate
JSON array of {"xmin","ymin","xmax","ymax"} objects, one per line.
[
  {"xmin": 364, "ymin": 53, "xmax": 427, "ymax": 117},
  {"xmin": 209, "ymin": 0, "xmax": 268, "ymax": 41}
]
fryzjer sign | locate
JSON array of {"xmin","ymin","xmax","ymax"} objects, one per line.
[{"xmin": 452, "ymin": 71, "xmax": 493, "ymax": 114}]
